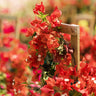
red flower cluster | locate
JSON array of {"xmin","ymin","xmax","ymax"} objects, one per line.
[
  {"xmin": 91, "ymin": 35, "xmax": 96, "ymax": 60},
  {"xmin": 1, "ymin": 2, "xmax": 96, "ymax": 96},
  {"xmin": 80, "ymin": 27, "xmax": 92, "ymax": 53},
  {"xmin": 47, "ymin": 7, "xmax": 62, "ymax": 27},
  {"xmin": 25, "ymin": 2, "xmax": 96, "ymax": 96},
  {"xmin": 3, "ymin": 21, "xmax": 15, "ymax": 34},
  {"xmin": 33, "ymin": 2, "xmax": 45, "ymax": 14},
  {"xmin": 0, "ymin": 33, "xmax": 29, "ymax": 96}
]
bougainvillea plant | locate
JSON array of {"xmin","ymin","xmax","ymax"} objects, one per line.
[
  {"xmin": 0, "ymin": 34, "xmax": 29, "ymax": 96},
  {"xmin": 25, "ymin": 2, "xmax": 96, "ymax": 96},
  {"xmin": 1, "ymin": 2, "xmax": 96, "ymax": 96}
]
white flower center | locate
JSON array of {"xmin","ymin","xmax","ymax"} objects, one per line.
[
  {"xmin": 94, "ymin": 80, "xmax": 96, "ymax": 84},
  {"xmin": 61, "ymin": 93, "xmax": 67, "ymax": 96},
  {"xmin": 37, "ymin": 58, "xmax": 41, "ymax": 61},
  {"xmin": 18, "ymin": 90, "xmax": 21, "ymax": 93},
  {"xmin": 78, "ymin": 81, "xmax": 80, "ymax": 84},
  {"xmin": 64, "ymin": 79, "xmax": 69, "ymax": 82},
  {"xmin": 38, "ymin": 54, "xmax": 41, "ymax": 58},
  {"xmin": 12, "ymin": 55, "xmax": 17, "ymax": 59},
  {"xmin": 92, "ymin": 77, "xmax": 95, "ymax": 81},
  {"xmin": 29, "ymin": 55, "xmax": 32, "ymax": 58},
  {"xmin": 25, "ymin": 59, "xmax": 28, "ymax": 62},
  {"xmin": 36, "ymin": 82, "xmax": 39, "ymax": 84},
  {"xmin": 14, "ymin": 89, "xmax": 16, "ymax": 92}
]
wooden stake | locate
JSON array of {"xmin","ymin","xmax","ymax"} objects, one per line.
[
  {"xmin": 73, "ymin": 14, "xmax": 95, "ymax": 36},
  {"xmin": 0, "ymin": 15, "xmax": 18, "ymax": 38},
  {"xmin": 60, "ymin": 23, "xmax": 80, "ymax": 70}
]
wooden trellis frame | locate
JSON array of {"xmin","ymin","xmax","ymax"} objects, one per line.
[
  {"xmin": 0, "ymin": 15, "xmax": 19, "ymax": 38},
  {"xmin": 60, "ymin": 23, "xmax": 80, "ymax": 70},
  {"xmin": 61, "ymin": 6, "xmax": 76, "ymax": 23},
  {"xmin": 73, "ymin": 14, "xmax": 95, "ymax": 36},
  {"xmin": 0, "ymin": 15, "xmax": 19, "ymax": 52}
]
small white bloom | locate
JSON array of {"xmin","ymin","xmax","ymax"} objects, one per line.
[
  {"xmin": 76, "ymin": 81, "xmax": 80, "ymax": 87},
  {"xmin": 25, "ymin": 59, "xmax": 28, "ymax": 62},
  {"xmin": 94, "ymin": 80, "xmax": 96, "ymax": 84},
  {"xmin": 37, "ymin": 58, "xmax": 41, "ymax": 61},
  {"xmin": 36, "ymin": 82, "xmax": 39, "ymax": 84},
  {"xmin": 13, "ymin": 79, "xmax": 15, "ymax": 82},
  {"xmin": 38, "ymin": 54, "xmax": 41, "ymax": 58},
  {"xmin": 18, "ymin": 90, "xmax": 21, "ymax": 93},
  {"xmin": 34, "ymin": 36, "xmax": 37, "ymax": 38},
  {"xmin": 64, "ymin": 79, "xmax": 69, "ymax": 82},
  {"xmin": 78, "ymin": 81, "xmax": 81, "ymax": 84},
  {"xmin": 29, "ymin": 55, "xmax": 32, "ymax": 58},
  {"xmin": 12, "ymin": 82, "xmax": 14, "ymax": 85},
  {"xmin": 61, "ymin": 93, "xmax": 67, "ymax": 96},
  {"xmin": 14, "ymin": 92, "xmax": 17, "ymax": 95},
  {"xmin": 92, "ymin": 77, "xmax": 95, "ymax": 81},
  {"xmin": 14, "ymin": 89, "xmax": 16, "ymax": 92},
  {"xmin": 50, "ymin": 40, "xmax": 53, "ymax": 44},
  {"xmin": 12, "ymin": 55, "xmax": 17, "ymax": 59}
]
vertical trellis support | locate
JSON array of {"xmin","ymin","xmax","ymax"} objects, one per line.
[
  {"xmin": 0, "ymin": 15, "xmax": 18, "ymax": 38},
  {"xmin": 73, "ymin": 14, "xmax": 95, "ymax": 36},
  {"xmin": 71, "ymin": 27, "xmax": 80, "ymax": 70},
  {"xmin": 0, "ymin": 15, "xmax": 19, "ymax": 52},
  {"xmin": 60, "ymin": 23, "xmax": 80, "ymax": 70}
]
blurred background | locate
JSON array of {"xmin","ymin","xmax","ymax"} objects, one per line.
[
  {"xmin": 0, "ymin": 0, "xmax": 96, "ymax": 43},
  {"xmin": 0, "ymin": 0, "xmax": 96, "ymax": 95}
]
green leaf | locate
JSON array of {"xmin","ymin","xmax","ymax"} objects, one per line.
[
  {"xmin": 22, "ymin": 82, "xmax": 28, "ymax": 84},
  {"xmin": 57, "ymin": 26, "xmax": 61, "ymax": 29},
  {"xmin": 32, "ymin": 32, "xmax": 36, "ymax": 38},
  {"xmin": 69, "ymin": 90, "xmax": 82, "ymax": 96},
  {"xmin": 37, "ymin": 12, "xmax": 48, "ymax": 22}
]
